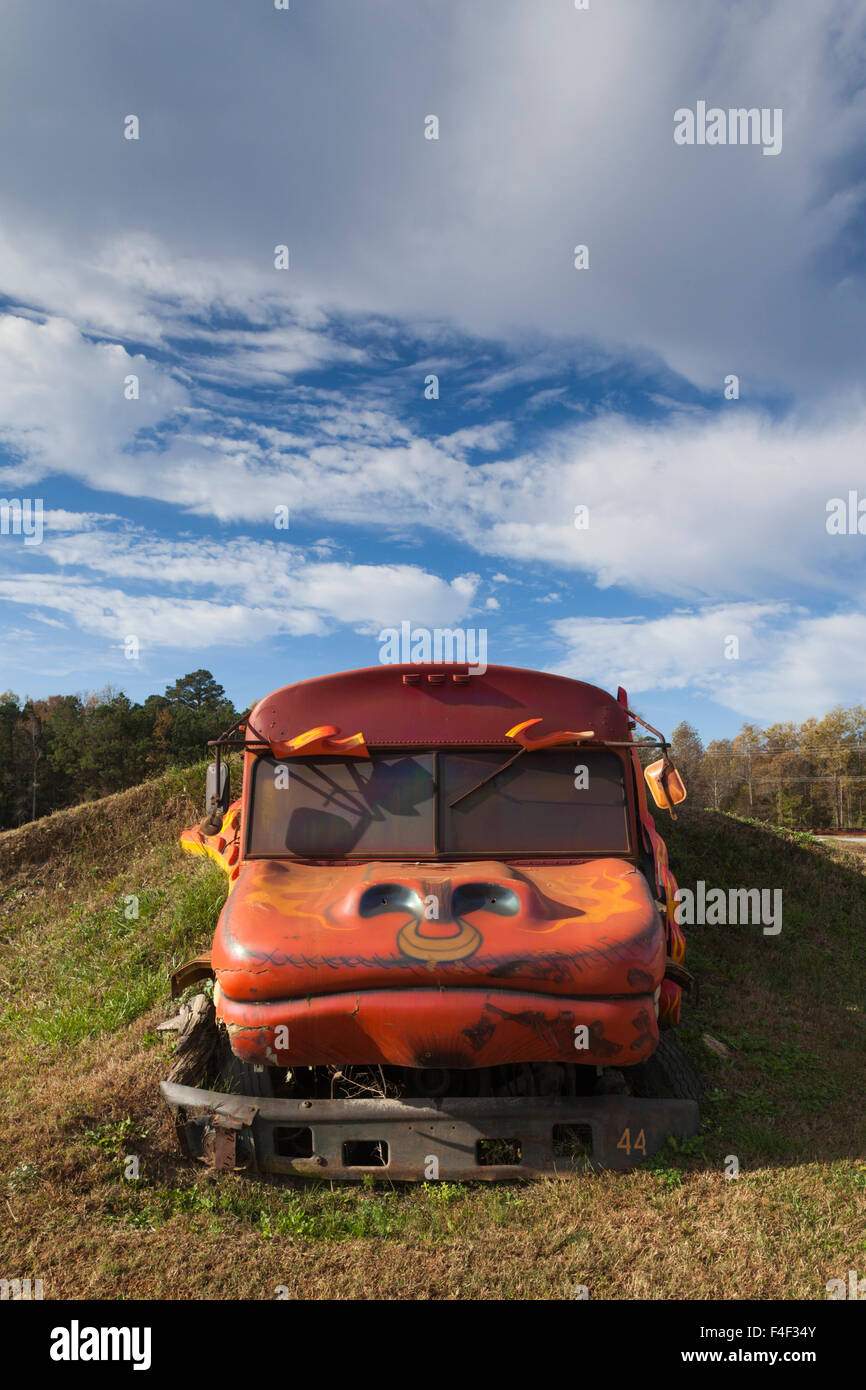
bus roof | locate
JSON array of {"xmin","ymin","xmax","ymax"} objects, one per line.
[{"xmin": 247, "ymin": 663, "xmax": 630, "ymax": 748}]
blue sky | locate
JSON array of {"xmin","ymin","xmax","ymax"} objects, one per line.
[{"xmin": 1, "ymin": 0, "xmax": 865, "ymax": 743}]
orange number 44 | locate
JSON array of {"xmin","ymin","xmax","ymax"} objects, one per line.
[{"xmin": 617, "ymin": 1128, "xmax": 647, "ymax": 1157}]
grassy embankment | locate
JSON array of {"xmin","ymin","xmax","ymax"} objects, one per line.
[{"xmin": 0, "ymin": 770, "xmax": 863, "ymax": 1299}]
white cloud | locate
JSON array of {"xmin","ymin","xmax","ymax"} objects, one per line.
[
  {"xmin": 42, "ymin": 510, "xmax": 121, "ymax": 533},
  {"xmin": 185, "ymin": 326, "xmax": 368, "ymax": 386},
  {"xmin": 550, "ymin": 603, "xmax": 866, "ymax": 720},
  {"xmin": 0, "ymin": 314, "xmax": 186, "ymax": 488},
  {"xmin": 0, "ymin": 2, "xmax": 863, "ymax": 393},
  {"xmin": 6, "ymin": 340, "xmax": 866, "ymax": 609},
  {"xmin": 0, "ymin": 2, "xmax": 861, "ymax": 616},
  {"xmin": 106, "ymin": 406, "xmax": 866, "ymax": 602},
  {"xmin": 1, "ymin": 0, "xmax": 864, "ymax": 730},
  {"xmin": 0, "ymin": 576, "xmax": 291, "ymax": 649},
  {"xmin": 0, "ymin": 526, "xmax": 480, "ymax": 649}
]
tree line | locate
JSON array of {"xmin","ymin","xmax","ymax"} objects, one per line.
[
  {"xmin": 2, "ymin": 672, "xmax": 864, "ymax": 832},
  {"xmin": 666, "ymin": 706, "xmax": 866, "ymax": 830},
  {"xmin": 0, "ymin": 670, "xmax": 238, "ymax": 830}
]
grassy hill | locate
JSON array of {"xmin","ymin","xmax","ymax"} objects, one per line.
[{"xmin": 0, "ymin": 772, "xmax": 864, "ymax": 1300}]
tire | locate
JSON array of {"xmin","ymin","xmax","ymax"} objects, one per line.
[
  {"xmin": 627, "ymin": 1029, "xmax": 703, "ymax": 1101},
  {"xmin": 214, "ymin": 1027, "xmax": 275, "ymax": 1097}
]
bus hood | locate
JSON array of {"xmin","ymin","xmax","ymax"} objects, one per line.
[{"xmin": 213, "ymin": 856, "xmax": 666, "ymax": 1005}]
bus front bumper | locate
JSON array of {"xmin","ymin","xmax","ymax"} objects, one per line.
[{"xmin": 160, "ymin": 1082, "xmax": 699, "ymax": 1179}]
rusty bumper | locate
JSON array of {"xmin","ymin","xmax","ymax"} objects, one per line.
[{"xmin": 160, "ymin": 1081, "xmax": 699, "ymax": 1179}]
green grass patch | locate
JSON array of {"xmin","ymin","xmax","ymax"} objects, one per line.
[
  {"xmin": 102, "ymin": 1173, "xmax": 496, "ymax": 1243},
  {"xmin": 0, "ymin": 857, "xmax": 227, "ymax": 1048}
]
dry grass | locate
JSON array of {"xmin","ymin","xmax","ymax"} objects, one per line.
[{"xmin": 0, "ymin": 786, "xmax": 864, "ymax": 1300}]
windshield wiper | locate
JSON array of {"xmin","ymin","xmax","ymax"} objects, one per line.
[{"xmin": 448, "ymin": 748, "xmax": 527, "ymax": 808}]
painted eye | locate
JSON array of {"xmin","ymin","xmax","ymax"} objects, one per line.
[
  {"xmin": 452, "ymin": 884, "xmax": 519, "ymax": 916},
  {"xmin": 359, "ymin": 884, "xmax": 424, "ymax": 917}
]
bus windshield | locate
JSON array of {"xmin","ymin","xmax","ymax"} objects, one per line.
[{"xmin": 247, "ymin": 748, "xmax": 631, "ymax": 858}]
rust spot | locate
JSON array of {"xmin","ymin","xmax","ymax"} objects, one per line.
[
  {"xmin": 587, "ymin": 1020, "xmax": 623, "ymax": 1059},
  {"xmin": 487, "ymin": 956, "xmax": 572, "ymax": 983},
  {"xmin": 627, "ymin": 967, "xmax": 655, "ymax": 990},
  {"xmin": 462, "ymin": 1016, "xmax": 497, "ymax": 1052},
  {"xmin": 485, "ymin": 1002, "xmax": 574, "ymax": 1051},
  {"xmin": 630, "ymin": 1008, "xmax": 655, "ymax": 1052}
]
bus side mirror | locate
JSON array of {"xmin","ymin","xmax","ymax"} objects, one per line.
[
  {"xmin": 644, "ymin": 758, "xmax": 687, "ymax": 817},
  {"xmin": 205, "ymin": 761, "xmax": 230, "ymax": 819}
]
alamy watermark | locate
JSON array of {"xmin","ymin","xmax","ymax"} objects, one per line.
[
  {"xmin": 826, "ymin": 1269, "xmax": 866, "ymax": 1299},
  {"xmin": 378, "ymin": 621, "xmax": 487, "ymax": 675},
  {"xmin": 674, "ymin": 881, "xmax": 782, "ymax": 935},
  {"xmin": 674, "ymin": 102, "xmax": 782, "ymax": 157},
  {"xmin": 826, "ymin": 491, "xmax": 866, "ymax": 535},
  {"xmin": 1, "ymin": 1277, "xmax": 43, "ymax": 1300},
  {"xmin": 0, "ymin": 498, "xmax": 43, "ymax": 546},
  {"xmin": 50, "ymin": 1321, "xmax": 151, "ymax": 1370}
]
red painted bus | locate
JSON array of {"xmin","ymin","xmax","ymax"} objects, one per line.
[{"xmin": 162, "ymin": 662, "xmax": 700, "ymax": 1178}]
